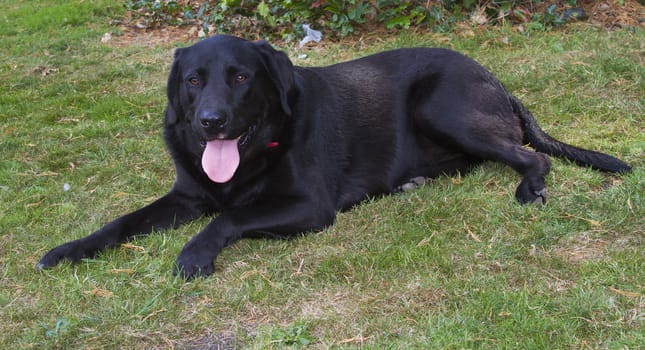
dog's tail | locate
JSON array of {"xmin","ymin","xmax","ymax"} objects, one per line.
[{"xmin": 510, "ymin": 95, "xmax": 631, "ymax": 173}]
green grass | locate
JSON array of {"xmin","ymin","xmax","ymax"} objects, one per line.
[{"xmin": 1, "ymin": 1, "xmax": 643, "ymax": 348}]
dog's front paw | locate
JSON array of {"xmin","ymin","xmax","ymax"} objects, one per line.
[
  {"xmin": 174, "ymin": 247, "xmax": 216, "ymax": 279},
  {"xmin": 37, "ymin": 239, "xmax": 94, "ymax": 269}
]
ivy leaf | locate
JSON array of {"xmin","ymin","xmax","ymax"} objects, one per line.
[{"xmin": 257, "ymin": 1, "xmax": 269, "ymax": 18}]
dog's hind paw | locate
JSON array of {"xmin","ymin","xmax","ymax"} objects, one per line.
[
  {"xmin": 515, "ymin": 176, "xmax": 547, "ymax": 204},
  {"xmin": 396, "ymin": 176, "xmax": 429, "ymax": 192},
  {"xmin": 530, "ymin": 188, "xmax": 547, "ymax": 204}
]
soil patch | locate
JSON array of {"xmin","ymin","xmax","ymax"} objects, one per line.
[{"xmin": 109, "ymin": 0, "xmax": 643, "ymax": 46}]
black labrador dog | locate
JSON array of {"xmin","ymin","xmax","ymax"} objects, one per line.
[{"xmin": 39, "ymin": 35, "xmax": 631, "ymax": 279}]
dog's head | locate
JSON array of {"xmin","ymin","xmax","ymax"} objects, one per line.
[{"xmin": 165, "ymin": 35, "xmax": 294, "ymax": 183}]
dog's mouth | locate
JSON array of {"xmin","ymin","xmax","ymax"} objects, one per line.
[
  {"xmin": 200, "ymin": 124, "xmax": 257, "ymax": 183},
  {"xmin": 238, "ymin": 124, "xmax": 256, "ymax": 147}
]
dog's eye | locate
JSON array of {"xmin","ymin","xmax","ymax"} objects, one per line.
[
  {"xmin": 234, "ymin": 74, "xmax": 248, "ymax": 83},
  {"xmin": 188, "ymin": 77, "xmax": 200, "ymax": 86}
]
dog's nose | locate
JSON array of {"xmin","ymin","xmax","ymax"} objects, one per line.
[{"xmin": 199, "ymin": 112, "xmax": 227, "ymax": 130}]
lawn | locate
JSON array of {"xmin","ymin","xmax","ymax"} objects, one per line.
[{"xmin": 0, "ymin": 1, "xmax": 643, "ymax": 348}]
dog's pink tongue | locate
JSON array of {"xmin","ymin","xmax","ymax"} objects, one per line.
[{"xmin": 201, "ymin": 139, "xmax": 240, "ymax": 183}]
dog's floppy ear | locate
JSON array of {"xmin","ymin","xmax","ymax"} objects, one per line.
[
  {"xmin": 165, "ymin": 48, "xmax": 185, "ymax": 125},
  {"xmin": 253, "ymin": 40, "xmax": 294, "ymax": 116}
]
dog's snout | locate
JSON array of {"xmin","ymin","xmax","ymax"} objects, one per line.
[{"xmin": 199, "ymin": 112, "xmax": 228, "ymax": 130}]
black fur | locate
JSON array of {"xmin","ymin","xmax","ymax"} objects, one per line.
[{"xmin": 38, "ymin": 35, "xmax": 631, "ymax": 279}]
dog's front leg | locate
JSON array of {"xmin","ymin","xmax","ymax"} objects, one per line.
[
  {"xmin": 38, "ymin": 190, "xmax": 207, "ymax": 269},
  {"xmin": 174, "ymin": 201, "xmax": 334, "ymax": 279}
]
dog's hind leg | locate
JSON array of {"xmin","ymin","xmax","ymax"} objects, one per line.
[
  {"xmin": 471, "ymin": 142, "xmax": 551, "ymax": 204},
  {"xmin": 413, "ymin": 101, "xmax": 551, "ymax": 204}
]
